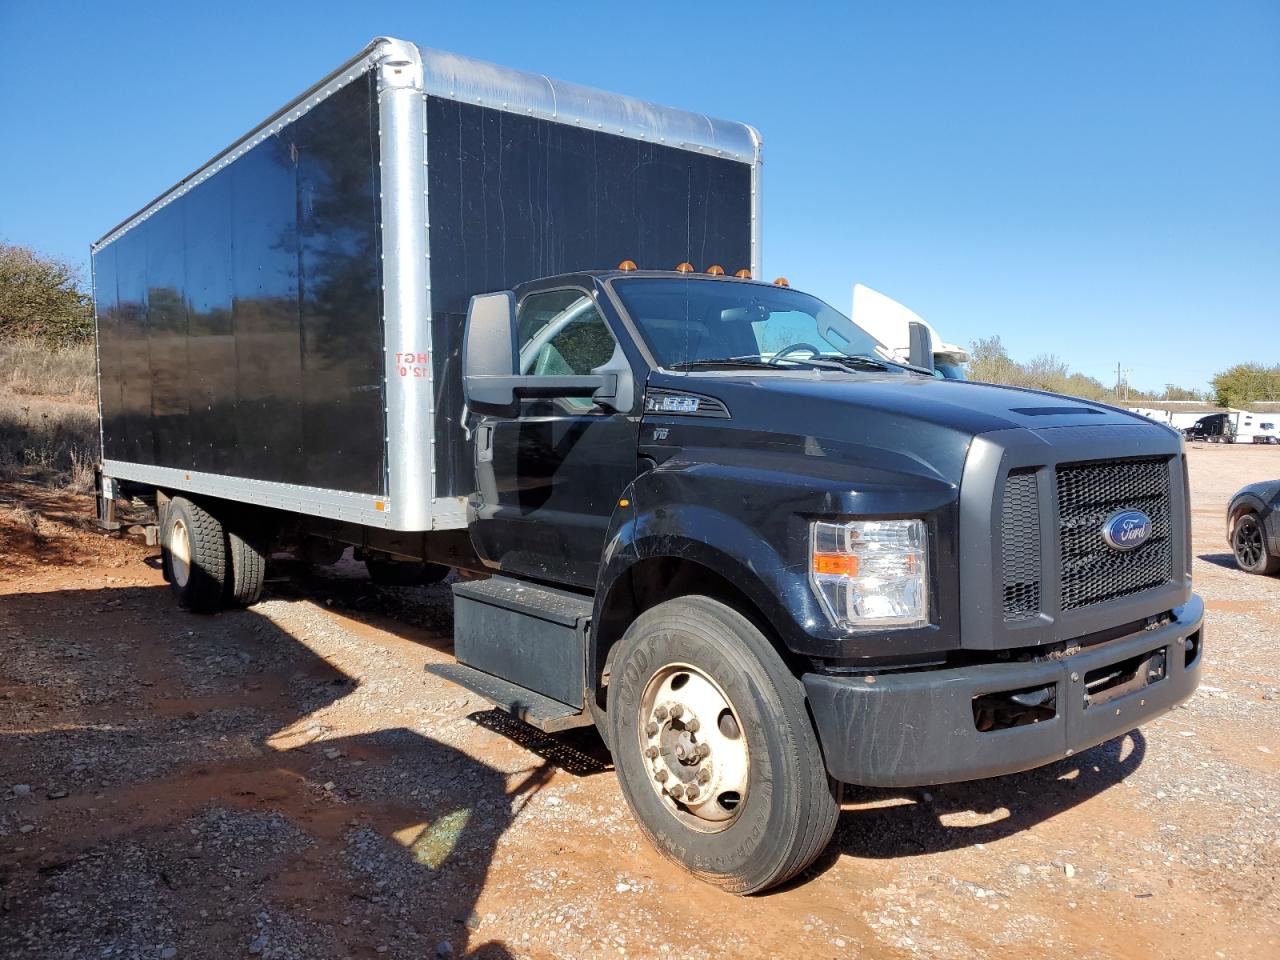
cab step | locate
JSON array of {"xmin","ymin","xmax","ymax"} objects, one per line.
[
  {"xmin": 427, "ymin": 662, "xmax": 593, "ymax": 733},
  {"xmin": 450, "ymin": 576, "xmax": 592, "ymax": 710}
]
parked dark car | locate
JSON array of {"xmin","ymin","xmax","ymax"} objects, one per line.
[{"xmin": 1227, "ymin": 481, "xmax": 1280, "ymax": 575}]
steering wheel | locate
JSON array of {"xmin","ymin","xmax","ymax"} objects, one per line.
[{"xmin": 769, "ymin": 342, "xmax": 823, "ymax": 364}]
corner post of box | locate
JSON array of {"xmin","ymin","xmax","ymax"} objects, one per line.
[
  {"xmin": 375, "ymin": 40, "xmax": 432, "ymax": 531},
  {"xmin": 746, "ymin": 124, "xmax": 763, "ymax": 279}
]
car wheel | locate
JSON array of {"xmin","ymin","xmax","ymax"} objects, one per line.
[
  {"xmin": 607, "ymin": 596, "xmax": 840, "ymax": 894},
  {"xmin": 1232, "ymin": 513, "xmax": 1280, "ymax": 575}
]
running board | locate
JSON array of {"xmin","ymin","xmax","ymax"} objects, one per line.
[{"xmin": 427, "ymin": 662, "xmax": 594, "ymax": 733}]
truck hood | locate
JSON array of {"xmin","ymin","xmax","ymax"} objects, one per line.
[
  {"xmin": 643, "ymin": 370, "xmax": 1162, "ymax": 486},
  {"xmin": 650, "ymin": 370, "xmax": 1147, "ymax": 435}
]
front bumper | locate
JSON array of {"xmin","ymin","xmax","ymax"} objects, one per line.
[{"xmin": 804, "ymin": 594, "xmax": 1204, "ymax": 787}]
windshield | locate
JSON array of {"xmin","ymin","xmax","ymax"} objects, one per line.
[{"xmin": 610, "ymin": 278, "xmax": 889, "ymax": 370}]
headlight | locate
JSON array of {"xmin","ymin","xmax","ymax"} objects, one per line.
[{"xmin": 810, "ymin": 519, "xmax": 928, "ymax": 629}]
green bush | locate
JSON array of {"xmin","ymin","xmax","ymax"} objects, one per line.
[{"xmin": 0, "ymin": 242, "xmax": 94, "ymax": 344}]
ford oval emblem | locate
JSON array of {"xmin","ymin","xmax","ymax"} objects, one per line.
[{"xmin": 1102, "ymin": 510, "xmax": 1153, "ymax": 550}]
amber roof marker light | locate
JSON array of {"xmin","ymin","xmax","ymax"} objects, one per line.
[
  {"xmin": 735, "ymin": 268, "xmax": 752, "ymax": 279},
  {"xmin": 675, "ymin": 262, "xmax": 695, "ymax": 274},
  {"xmin": 618, "ymin": 259, "xmax": 638, "ymax": 272},
  {"xmin": 774, "ymin": 277, "xmax": 790, "ymax": 287},
  {"xmin": 706, "ymin": 264, "xmax": 725, "ymax": 276}
]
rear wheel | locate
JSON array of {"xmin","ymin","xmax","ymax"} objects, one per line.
[
  {"xmin": 225, "ymin": 526, "xmax": 268, "ymax": 606},
  {"xmin": 1232, "ymin": 513, "xmax": 1280, "ymax": 575},
  {"xmin": 162, "ymin": 497, "xmax": 227, "ymax": 612},
  {"xmin": 607, "ymin": 596, "xmax": 840, "ymax": 894}
]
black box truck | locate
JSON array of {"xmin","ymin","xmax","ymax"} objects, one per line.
[{"xmin": 92, "ymin": 37, "xmax": 1203, "ymax": 893}]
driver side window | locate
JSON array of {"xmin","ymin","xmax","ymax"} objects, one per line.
[
  {"xmin": 517, "ymin": 290, "xmax": 617, "ymax": 376},
  {"xmin": 517, "ymin": 290, "xmax": 619, "ymax": 411}
]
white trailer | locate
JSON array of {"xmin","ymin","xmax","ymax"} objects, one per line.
[{"xmin": 850, "ymin": 284, "xmax": 970, "ymax": 378}]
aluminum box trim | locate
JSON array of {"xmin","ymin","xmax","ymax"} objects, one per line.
[{"xmin": 102, "ymin": 459, "xmax": 396, "ymax": 528}]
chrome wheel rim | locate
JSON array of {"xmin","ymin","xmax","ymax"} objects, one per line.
[
  {"xmin": 170, "ymin": 518, "xmax": 192, "ymax": 587},
  {"xmin": 637, "ymin": 662, "xmax": 750, "ymax": 833}
]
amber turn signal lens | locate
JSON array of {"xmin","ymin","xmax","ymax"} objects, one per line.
[
  {"xmin": 774, "ymin": 277, "xmax": 790, "ymax": 287},
  {"xmin": 675, "ymin": 262, "xmax": 695, "ymax": 274},
  {"xmin": 812, "ymin": 553, "xmax": 859, "ymax": 576},
  {"xmin": 618, "ymin": 259, "xmax": 637, "ymax": 272},
  {"xmin": 706, "ymin": 264, "xmax": 725, "ymax": 276},
  {"xmin": 734, "ymin": 268, "xmax": 752, "ymax": 279}
]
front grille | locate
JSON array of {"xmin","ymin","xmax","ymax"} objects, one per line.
[
  {"xmin": 1000, "ymin": 469, "xmax": 1042, "ymax": 621},
  {"xmin": 1055, "ymin": 458, "xmax": 1173, "ymax": 610}
]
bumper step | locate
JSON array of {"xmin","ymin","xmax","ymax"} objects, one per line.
[{"xmin": 426, "ymin": 662, "xmax": 594, "ymax": 733}]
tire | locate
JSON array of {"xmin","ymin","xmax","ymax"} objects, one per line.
[
  {"xmin": 606, "ymin": 596, "xmax": 840, "ymax": 894},
  {"xmin": 1232, "ymin": 512, "xmax": 1280, "ymax": 575},
  {"xmin": 162, "ymin": 497, "xmax": 227, "ymax": 612},
  {"xmin": 225, "ymin": 526, "xmax": 268, "ymax": 606},
  {"xmin": 366, "ymin": 558, "xmax": 451, "ymax": 586}
]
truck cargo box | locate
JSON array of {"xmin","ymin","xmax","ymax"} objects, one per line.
[{"xmin": 93, "ymin": 37, "xmax": 761, "ymax": 531}]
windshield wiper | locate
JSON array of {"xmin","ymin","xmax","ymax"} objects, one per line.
[
  {"xmin": 665, "ymin": 357, "xmax": 779, "ymax": 370},
  {"xmin": 827, "ymin": 354, "xmax": 933, "ymax": 376},
  {"xmin": 667, "ymin": 354, "xmax": 930, "ymax": 376}
]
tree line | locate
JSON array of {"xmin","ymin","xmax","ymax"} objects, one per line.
[{"xmin": 968, "ymin": 335, "xmax": 1279, "ymax": 409}]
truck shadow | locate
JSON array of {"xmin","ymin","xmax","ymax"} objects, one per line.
[
  {"xmin": 822, "ymin": 730, "xmax": 1145, "ymax": 866},
  {"xmin": 0, "ymin": 583, "xmax": 568, "ymax": 959}
]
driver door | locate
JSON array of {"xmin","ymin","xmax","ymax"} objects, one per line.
[{"xmin": 470, "ymin": 287, "xmax": 640, "ymax": 588}]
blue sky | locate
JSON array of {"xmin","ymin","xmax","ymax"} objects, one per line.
[{"xmin": 1, "ymin": 1, "xmax": 1275, "ymax": 393}]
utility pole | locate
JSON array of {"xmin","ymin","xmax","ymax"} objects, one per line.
[{"xmin": 1115, "ymin": 362, "xmax": 1130, "ymax": 402}]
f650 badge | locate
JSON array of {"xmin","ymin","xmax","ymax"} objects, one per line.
[{"xmin": 1102, "ymin": 510, "xmax": 1153, "ymax": 550}]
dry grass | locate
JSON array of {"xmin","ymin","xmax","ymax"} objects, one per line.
[
  {"xmin": 0, "ymin": 336, "xmax": 98, "ymax": 489},
  {"xmin": 0, "ymin": 336, "xmax": 96, "ymax": 401},
  {"xmin": 8, "ymin": 503, "xmax": 44, "ymax": 543}
]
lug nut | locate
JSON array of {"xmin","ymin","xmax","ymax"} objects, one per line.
[
  {"xmin": 695, "ymin": 743, "xmax": 710, "ymax": 759},
  {"xmin": 670, "ymin": 704, "xmax": 684, "ymax": 719},
  {"xmin": 644, "ymin": 746, "xmax": 658, "ymax": 759},
  {"xmin": 655, "ymin": 769, "xmax": 668, "ymax": 783},
  {"xmin": 669, "ymin": 783, "xmax": 684, "ymax": 799},
  {"xmin": 655, "ymin": 706, "xmax": 669, "ymax": 720},
  {"xmin": 697, "ymin": 768, "xmax": 711, "ymax": 784},
  {"xmin": 685, "ymin": 718, "xmax": 699, "ymax": 733},
  {"xmin": 684, "ymin": 785, "xmax": 699, "ymax": 800},
  {"xmin": 645, "ymin": 721, "xmax": 659, "ymax": 737}
]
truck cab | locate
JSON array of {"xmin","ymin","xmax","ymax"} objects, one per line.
[{"xmin": 446, "ymin": 267, "xmax": 1204, "ymax": 892}]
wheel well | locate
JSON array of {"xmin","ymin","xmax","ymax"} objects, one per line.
[
  {"xmin": 592, "ymin": 557, "xmax": 800, "ymax": 710},
  {"xmin": 1229, "ymin": 503, "xmax": 1258, "ymax": 533}
]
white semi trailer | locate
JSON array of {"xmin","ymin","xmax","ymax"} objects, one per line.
[{"xmin": 850, "ymin": 283, "xmax": 970, "ymax": 379}]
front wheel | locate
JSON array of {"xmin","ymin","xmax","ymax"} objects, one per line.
[
  {"xmin": 1232, "ymin": 513, "xmax": 1280, "ymax": 575},
  {"xmin": 607, "ymin": 596, "xmax": 840, "ymax": 894}
]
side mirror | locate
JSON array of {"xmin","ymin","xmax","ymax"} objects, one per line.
[
  {"xmin": 463, "ymin": 292, "xmax": 520, "ymax": 416},
  {"xmin": 462, "ymin": 290, "xmax": 633, "ymax": 417},
  {"xmin": 908, "ymin": 321, "xmax": 936, "ymax": 373}
]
